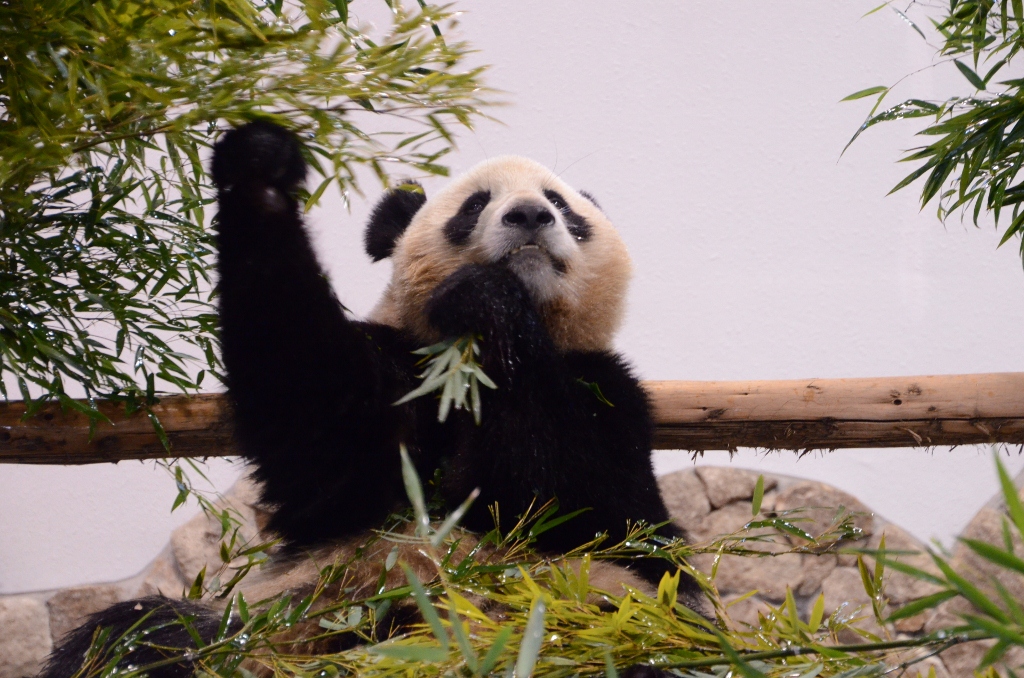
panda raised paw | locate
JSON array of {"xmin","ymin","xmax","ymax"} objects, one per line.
[{"xmin": 211, "ymin": 120, "xmax": 307, "ymax": 193}]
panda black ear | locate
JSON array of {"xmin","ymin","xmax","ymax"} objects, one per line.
[
  {"xmin": 364, "ymin": 183, "xmax": 427, "ymax": 262},
  {"xmin": 579, "ymin": 190, "xmax": 602, "ymax": 210}
]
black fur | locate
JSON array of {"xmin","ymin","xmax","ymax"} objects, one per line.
[
  {"xmin": 579, "ymin": 189, "xmax": 602, "ymax": 210},
  {"xmin": 621, "ymin": 666, "xmax": 673, "ymax": 678},
  {"xmin": 45, "ymin": 122, "xmax": 705, "ymax": 677},
  {"xmin": 444, "ymin": 190, "xmax": 491, "ymax": 244},
  {"xmin": 213, "ymin": 124, "xmax": 423, "ymax": 547},
  {"xmin": 364, "ymin": 183, "xmax": 427, "ymax": 261},
  {"xmin": 543, "ymin": 189, "xmax": 592, "ymax": 241},
  {"xmin": 211, "ymin": 121, "xmax": 306, "ymax": 192},
  {"xmin": 40, "ymin": 597, "xmax": 232, "ymax": 678},
  {"xmin": 210, "ymin": 122, "xmax": 695, "ymax": 577},
  {"xmin": 425, "ymin": 263, "xmax": 683, "ymax": 573}
]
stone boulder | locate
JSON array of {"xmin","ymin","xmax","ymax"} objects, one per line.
[{"xmin": 0, "ymin": 596, "xmax": 53, "ymax": 678}]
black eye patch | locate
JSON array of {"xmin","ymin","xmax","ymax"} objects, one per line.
[
  {"xmin": 444, "ymin": 190, "xmax": 491, "ymax": 245},
  {"xmin": 543, "ymin": 189, "xmax": 592, "ymax": 242}
]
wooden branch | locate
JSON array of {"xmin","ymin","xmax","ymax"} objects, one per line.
[
  {"xmin": 2, "ymin": 373, "xmax": 1022, "ymax": 465},
  {"xmin": 0, "ymin": 395, "xmax": 233, "ymax": 465},
  {"xmin": 648, "ymin": 372, "xmax": 1024, "ymax": 451}
]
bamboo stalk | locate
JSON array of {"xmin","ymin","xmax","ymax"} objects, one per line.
[{"xmin": 2, "ymin": 373, "xmax": 1022, "ymax": 465}]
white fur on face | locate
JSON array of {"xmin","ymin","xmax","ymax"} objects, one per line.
[
  {"xmin": 469, "ymin": 189, "xmax": 578, "ymax": 302},
  {"xmin": 371, "ymin": 156, "xmax": 633, "ymax": 352}
]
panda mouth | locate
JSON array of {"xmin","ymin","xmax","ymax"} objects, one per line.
[{"xmin": 509, "ymin": 244, "xmax": 543, "ymax": 255}]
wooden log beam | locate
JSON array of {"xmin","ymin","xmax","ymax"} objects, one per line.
[
  {"xmin": 1, "ymin": 373, "xmax": 1022, "ymax": 464},
  {"xmin": 0, "ymin": 394, "xmax": 233, "ymax": 465},
  {"xmin": 648, "ymin": 373, "xmax": 1024, "ymax": 451}
]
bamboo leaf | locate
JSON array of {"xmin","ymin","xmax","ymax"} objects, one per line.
[
  {"xmin": 479, "ymin": 626, "xmax": 513, "ymax": 675},
  {"xmin": 841, "ymin": 86, "xmax": 889, "ymax": 101},
  {"xmin": 399, "ymin": 444, "xmax": 430, "ymax": 537},
  {"xmin": 711, "ymin": 627, "xmax": 768, "ymax": 678},
  {"xmin": 401, "ymin": 563, "xmax": 450, "ymax": 650},
  {"xmin": 955, "ymin": 59, "xmax": 988, "ymax": 89},
  {"xmin": 752, "ymin": 475, "xmax": 765, "ymax": 516},
  {"xmin": 892, "ymin": 6, "xmax": 927, "ymax": 40},
  {"xmin": 996, "ymin": 452, "xmax": 1024, "ymax": 537},
  {"xmin": 448, "ymin": 605, "xmax": 478, "ymax": 673},
  {"xmin": 885, "ymin": 590, "xmax": 958, "ymax": 622},
  {"xmin": 960, "ymin": 537, "xmax": 1024, "ymax": 576},
  {"xmin": 932, "ymin": 554, "xmax": 1010, "ymax": 623},
  {"xmin": 514, "ymin": 596, "xmax": 546, "ymax": 678},
  {"xmin": 430, "ymin": 488, "xmax": 480, "ymax": 547},
  {"xmin": 809, "ymin": 593, "xmax": 825, "ymax": 632}
]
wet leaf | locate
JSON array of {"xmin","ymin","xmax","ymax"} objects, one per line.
[
  {"xmin": 514, "ymin": 596, "xmax": 546, "ymax": 678},
  {"xmin": 400, "ymin": 444, "xmax": 430, "ymax": 537},
  {"xmin": 752, "ymin": 475, "xmax": 765, "ymax": 516}
]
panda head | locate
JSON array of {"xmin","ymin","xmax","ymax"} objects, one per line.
[{"xmin": 365, "ymin": 156, "xmax": 632, "ymax": 351}]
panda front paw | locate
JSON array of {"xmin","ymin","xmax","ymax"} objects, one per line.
[
  {"xmin": 426, "ymin": 263, "xmax": 535, "ymax": 339},
  {"xmin": 211, "ymin": 121, "xmax": 307, "ymax": 192}
]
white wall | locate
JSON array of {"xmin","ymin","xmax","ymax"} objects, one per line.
[{"xmin": 3, "ymin": 1, "xmax": 1024, "ymax": 594}]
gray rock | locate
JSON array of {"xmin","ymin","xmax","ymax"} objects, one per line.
[
  {"xmin": 929, "ymin": 636, "xmax": 1024, "ymax": 678},
  {"xmin": 820, "ymin": 566, "xmax": 883, "ymax": 640},
  {"xmin": 774, "ymin": 481, "xmax": 874, "ymax": 546},
  {"xmin": 170, "ymin": 480, "xmax": 260, "ymax": 585},
  {"xmin": 795, "ymin": 553, "xmax": 838, "ymax": 597},
  {"xmin": 886, "ymin": 651, "xmax": 951, "ymax": 678},
  {"xmin": 0, "ymin": 596, "xmax": 52, "ymax": 678},
  {"xmin": 658, "ymin": 469, "xmax": 711, "ymax": 528},
  {"xmin": 137, "ymin": 547, "xmax": 187, "ymax": 598},
  {"xmin": 688, "ymin": 501, "xmax": 777, "ymax": 545},
  {"xmin": 949, "ymin": 506, "xmax": 1024, "ymax": 604},
  {"xmin": 867, "ymin": 524, "xmax": 940, "ymax": 605},
  {"xmin": 47, "ymin": 585, "xmax": 121, "ymax": 642},
  {"xmin": 713, "ymin": 551, "xmax": 806, "ymax": 602},
  {"xmin": 924, "ymin": 505, "xmax": 1024, "ymax": 675},
  {"xmin": 821, "ymin": 566, "xmax": 872, "ymax": 615},
  {"xmin": 722, "ymin": 593, "xmax": 771, "ymax": 628},
  {"xmin": 695, "ymin": 466, "xmax": 776, "ymax": 509},
  {"xmin": 224, "ymin": 474, "xmax": 262, "ymax": 508},
  {"xmin": 892, "ymin": 612, "xmax": 927, "ymax": 634},
  {"xmin": 170, "ymin": 509, "xmax": 224, "ymax": 585}
]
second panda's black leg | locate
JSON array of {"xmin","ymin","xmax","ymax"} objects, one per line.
[
  {"xmin": 426, "ymin": 264, "xmax": 706, "ymax": 608},
  {"xmin": 212, "ymin": 123, "xmax": 423, "ymax": 547}
]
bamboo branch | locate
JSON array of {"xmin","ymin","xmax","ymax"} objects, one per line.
[{"xmin": 2, "ymin": 373, "xmax": 1022, "ymax": 465}]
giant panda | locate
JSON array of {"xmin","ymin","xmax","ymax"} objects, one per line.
[{"xmin": 42, "ymin": 122, "xmax": 707, "ymax": 678}]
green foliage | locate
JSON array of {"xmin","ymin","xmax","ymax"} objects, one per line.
[
  {"xmin": 165, "ymin": 459, "xmax": 279, "ymax": 600},
  {"xmin": 873, "ymin": 451, "xmax": 1024, "ymax": 674},
  {"xmin": 847, "ymin": 1, "xmax": 1024, "ymax": 263},
  {"xmin": 394, "ymin": 335, "xmax": 496, "ymax": 424},
  {"xmin": 0, "ymin": 0, "xmax": 489, "ymax": 420},
  {"xmin": 73, "ymin": 457, "xmax": 998, "ymax": 677}
]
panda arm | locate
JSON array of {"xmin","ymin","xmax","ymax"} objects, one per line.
[
  {"xmin": 212, "ymin": 123, "xmax": 426, "ymax": 547},
  {"xmin": 425, "ymin": 263, "xmax": 555, "ymax": 378},
  {"xmin": 426, "ymin": 265, "xmax": 678, "ymax": 538}
]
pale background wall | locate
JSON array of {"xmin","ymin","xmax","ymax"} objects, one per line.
[{"xmin": 3, "ymin": 1, "xmax": 1024, "ymax": 595}]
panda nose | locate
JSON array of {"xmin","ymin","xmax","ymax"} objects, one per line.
[{"xmin": 502, "ymin": 203, "xmax": 555, "ymax": 231}]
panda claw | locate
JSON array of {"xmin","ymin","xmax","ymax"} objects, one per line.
[{"xmin": 211, "ymin": 121, "xmax": 307, "ymax": 192}]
